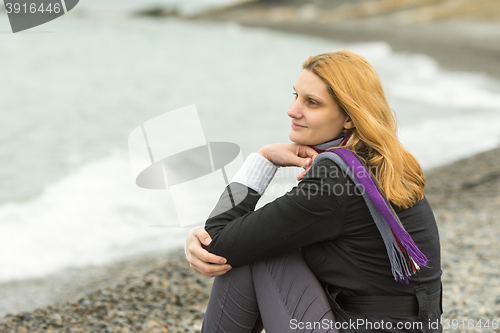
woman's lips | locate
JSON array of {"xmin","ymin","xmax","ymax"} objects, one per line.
[{"xmin": 291, "ymin": 122, "xmax": 307, "ymax": 130}]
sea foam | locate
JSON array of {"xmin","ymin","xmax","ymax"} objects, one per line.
[{"xmin": 0, "ymin": 152, "xmax": 188, "ymax": 282}]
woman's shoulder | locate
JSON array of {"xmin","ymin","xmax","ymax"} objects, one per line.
[
  {"xmin": 393, "ymin": 196, "xmax": 432, "ymax": 213},
  {"xmin": 393, "ymin": 196, "xmax": 437, "ymax": 230}
]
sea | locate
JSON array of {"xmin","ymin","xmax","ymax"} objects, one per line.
[{"xmin": 0, "ymin": 0, "xmax": 499, "ymax": 283}]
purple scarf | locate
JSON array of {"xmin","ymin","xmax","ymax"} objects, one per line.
[{"xmin": 311, "ymin": 136, "xmax": 427, "ymax": 283}]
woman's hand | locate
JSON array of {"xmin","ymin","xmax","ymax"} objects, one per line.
[
  {"xmin": 258, "ymin": 143, "xmax": 318, "ymax": 181},
  {"xmin": 186, "ymin": 227, "xmax": 232, "ymax": 277}
]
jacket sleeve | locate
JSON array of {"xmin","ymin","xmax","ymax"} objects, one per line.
[{"xmin": 204, "ymin": 153, "xmax": 350, "ymax": 266}]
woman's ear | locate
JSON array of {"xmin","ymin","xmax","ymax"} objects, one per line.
[{"xmin": 344, "ymin": 117, "xmax": 354, "ymax": 130}]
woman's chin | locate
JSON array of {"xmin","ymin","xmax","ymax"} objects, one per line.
[
  {"xmin": 289, "ymin": 132, "xmax": 303, "ymax": 145},
  {"xmin": 289, "ymin": 133, "xmax": 313, "ymax": 146}
]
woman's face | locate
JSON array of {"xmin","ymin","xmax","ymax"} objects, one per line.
[{"xmin": 288, "ymin": 70, "xmax": 352, "ymax": 145}]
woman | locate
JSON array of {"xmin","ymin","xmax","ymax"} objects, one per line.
[{"xmin": 186, "ymin": 50, "xmax": 442, "ymax": 332}]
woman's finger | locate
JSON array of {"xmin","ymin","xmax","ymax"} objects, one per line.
[
  {"xmin": 297, "ymin": 169, "xmax": 308, "ymax": 181},
  {"xmin": 189, "ymin": 257, "xmax": 232, "ymax": 277},
  {"xmin": 193, "ymin": 227, "xmax": 212, "ymax": 246},
  {"xmin": 187, "ymin": 248, "xmax": 232, "ymax": 276},
  {"xmin": 297, "ymin": 144, "xmax": 319, "ymax": 160},
  {"xmin": 188, "ymin": 241, "xmax": 227, "ymax": 265},
  {"xmin": 189, "ymin": 227, "xmax": 228, "ymax": 264}
]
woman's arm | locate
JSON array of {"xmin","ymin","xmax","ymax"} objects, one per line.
[
  {"xmin": 185, "ymin": 143, "xmax": 317, "ymax": 277},
  {"xmin": 204, "ymin": 145, "xmax": 350, "ymax": 267}
]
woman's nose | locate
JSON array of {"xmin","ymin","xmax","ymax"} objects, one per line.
[{"xmin": 287, "ymin": 100, "xmax": 302, "ymax": 119}]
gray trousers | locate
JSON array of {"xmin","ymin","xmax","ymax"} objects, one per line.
[{"xmin": 201, "ymin": 249, "xmax": 340, "ymax": 333}]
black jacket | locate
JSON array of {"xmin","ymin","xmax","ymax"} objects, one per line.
[{"xmin": 204, "ymin": 158, "xmax": 442, "ymax": 332}]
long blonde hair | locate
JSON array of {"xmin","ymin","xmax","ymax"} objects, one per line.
[{"xmin": 303, "ymin": 50, "xmax": 425, "ymax": 209}]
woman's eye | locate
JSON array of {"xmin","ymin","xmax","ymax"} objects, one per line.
[
  {"xmin": 309, "ymin": 99, "xmax": 318, "ymax": 106},
  {"xmin": 292, "ymin": 92, "xmax": 298, "ymax": 98}
]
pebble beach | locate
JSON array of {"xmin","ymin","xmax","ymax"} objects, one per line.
[
  {"xmin": 1, "ymin": 148, "xmax": 500, "ymax": 332},
  {"xmin": 1, "ymin": 0, "xmax": 500, "ymax": 332},
  {"xmin": 425, "ymin": 148, "xmax": 500, "ymax": 331},
  {"xmin": 0, "ymin": 250, "xmax": 213, "ymax": 333}
]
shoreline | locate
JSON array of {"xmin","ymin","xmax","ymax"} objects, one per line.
[
  {"xmin": 188, "ymin": 1, "xmax": 500, "ymax": 80},
  {"xmin": 0, "ymin": 249, "xmax": 180, "ymax": 318},
  {"xmin": 228, "ymin": 19, "xmax": 500, "ymax": 79}
]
